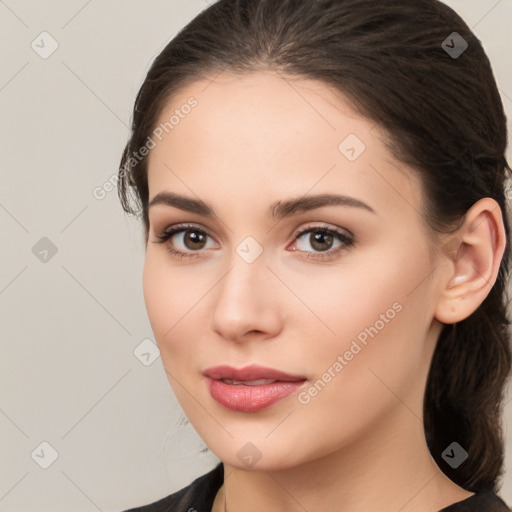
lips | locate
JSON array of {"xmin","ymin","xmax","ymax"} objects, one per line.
[
  {"xmin": 203, "ymin": 364, "xmax": 306, "ymax": 382},
  {"xmin": 203, "ymin": 364, "xmax": 307, "ymax": 412}
]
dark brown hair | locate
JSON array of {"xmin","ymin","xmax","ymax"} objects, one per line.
[{"xmin": 118, "ymin": 0, "xmax": 511, "ymax": 493}]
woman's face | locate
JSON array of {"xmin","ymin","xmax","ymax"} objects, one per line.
[{"xmin": 143, "ymin": 71, "xmax": 446, "ymax": 470}]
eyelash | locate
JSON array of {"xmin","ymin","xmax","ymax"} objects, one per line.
[{"xmin": 152, "ymin": 223, "xmax": 355, "ymax": 261}]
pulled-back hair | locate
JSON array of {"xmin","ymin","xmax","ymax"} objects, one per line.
[{"xmin": 118, "ymin": 0, "xmax": 511, "ymax": 492}]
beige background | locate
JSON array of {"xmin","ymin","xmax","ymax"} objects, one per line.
[{"xmin": 0, "ymin": 0, "xmax": 511, "ymax": 510}]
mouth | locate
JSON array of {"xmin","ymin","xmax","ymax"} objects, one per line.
[
  {"xmin": 203, "ymin": 364, "xmax": 306, "ymax": 382},
  {"xmin": 203, "ymin": 364, "xmax": 307, "ymax": 412},
  {"xmin": 217, "ymin": 378, "xmax": 281, "ymax": 386}
]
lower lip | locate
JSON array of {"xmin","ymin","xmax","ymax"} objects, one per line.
[{"xmin": 207, "ymin": 378, "xmax": 306, "ymax": 412}]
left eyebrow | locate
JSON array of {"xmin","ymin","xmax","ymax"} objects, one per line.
[
  {"xmin": 269, "ymin": 193, "xmax": 376, "ymax": 220},
  {"xmin": 147, "ymin": 192, "xmax": 376, "ymax": 220}
]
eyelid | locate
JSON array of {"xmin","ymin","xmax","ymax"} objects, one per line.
[
  {"xmin": 290, "ymin": 222, "xmax": 354, "ymax": 241},
  {"xmin": 152, "ymin": 221, "xmax": 355, "ymax": 260},
  {"xmin": 153, "ymin": 222, "xmax": 217, "ymax": 247},
  {"xmin": 153, "ymin": 221, "xmax": 352, "ymax": 241}
]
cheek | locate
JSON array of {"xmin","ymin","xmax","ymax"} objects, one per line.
[
  {"xmin": 142, "ymin": 251, "xmax": 197, "ymax": 358},
  {"xmin": 298, "ymin": 244, "xmax": 434, "ymax": 414},
  {"xmin": 306, "ymin": 242, "xmax": 427, "ymax": 345},
  {"xmin": 142, "ymin": 254, "xmax": 208, "ymax": 412},
  {"xmin": 142, "ymin": 252, "xmax": 168, "ymax": 339},
  {"xmin": 289, "ymin": 239, "xmax": 431, "ymax": 349}
]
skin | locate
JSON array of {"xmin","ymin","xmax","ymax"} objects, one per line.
[{"xmin": 142, "ymin": 71, "xmax": 506, "ymax": 512}]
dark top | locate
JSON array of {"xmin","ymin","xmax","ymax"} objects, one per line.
[{"xmin": 122, "ymin": 463, "xmax": 511, "ymax": 512}]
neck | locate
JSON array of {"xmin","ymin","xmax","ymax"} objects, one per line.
[{"xmin": 214, "ymin": 405, "xmax": 472, "ymax": 512}]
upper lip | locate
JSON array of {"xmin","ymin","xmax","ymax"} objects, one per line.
[{"xmin": 203, "ymin": 364, "xmax": 306, "ymax": 382}]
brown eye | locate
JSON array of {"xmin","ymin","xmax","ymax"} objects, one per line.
[
  {"xmin": 308, "ymin": 231, "xmax": 335, "ymax": 252},
  {"xmin": 182, "ymin": 230, "xmax": 207, "ymax": 250},
  {"xmin": 291, "ymin": 225, "xmax": 354, "ymax": 260},
  {"xmin": 153, "ymin": 224, "xmax": 216, "ymax": 259}
]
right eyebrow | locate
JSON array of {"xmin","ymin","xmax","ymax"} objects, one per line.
[
  {"xmin": 149, "ymin": 192, "xmax": 213, "ymax": 216},
  {"xmin": 148, "ymin": 191, "xmax": 376, "ymax": 220}
]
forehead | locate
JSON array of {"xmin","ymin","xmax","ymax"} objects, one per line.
[
  {"xmin": 146, "ymin": 70, "xmax": 424, "ymax": 223},
  {"xmin": 150, "ymin": 70, "xmax": 371, "ymax": 163}
]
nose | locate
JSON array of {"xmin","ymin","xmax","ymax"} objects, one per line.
[{"xmin": 209, "ymin": 250, "xmax": 282, "ymax": 344}]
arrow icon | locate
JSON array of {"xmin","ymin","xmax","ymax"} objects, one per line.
[
  {"xmin": 31, "ymin": 31, "xmax": 59, "ymax": 59},
  {"xmin": 339, "ymin": 134, "xmax": 366, "ymax": 161},
  {"xmin": 32, "ymin": 237, "xmax": 58, "ymax": 263},
  {"xmin": 134, "ymin": 338, "xmax": 160, "ymax": 366},
  {"xmin": 236, "ymin": 236, "xmax": 263, "ymax": 263},
  {"xmin": 441, "ymin": 441, "xmax": 467, "ymax": 469},
  {"xmin": 31, "ymin": 441, "xmax": 59, "ymax": 469},
  {"xmin": 442, "ymin": 32, "xmax": 468, "ymax": 59},
  {"xmin": 236, "ymin": 441, "xmax": 262, "ymax": 468}
]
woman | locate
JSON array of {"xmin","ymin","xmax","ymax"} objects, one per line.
[{"xmin": 117, "ymin": 0, "xmax": 512, "ymax": 510}]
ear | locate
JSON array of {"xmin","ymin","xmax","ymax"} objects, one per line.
[{"xmin": 434, "ymin": 197, "xmax": 507, "ymax": 324}]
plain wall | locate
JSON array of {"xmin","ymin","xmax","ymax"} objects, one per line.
[{"xmin": 0, "ymin": 0, "xmax": 511, "ymax": 510}]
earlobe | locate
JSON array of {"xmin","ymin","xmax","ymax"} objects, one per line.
[{"xmin": 434, "ymin": 198, "xmax": 506, "ymax": 325}]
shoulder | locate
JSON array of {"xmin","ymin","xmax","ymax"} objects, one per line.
[
  {"xmin": 121, "ymin": 463, "xmax": 224, "ymax": 512},
  {"xmin": 440, "ymin": 489, "xmax": 511, "ymax": 512}
]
